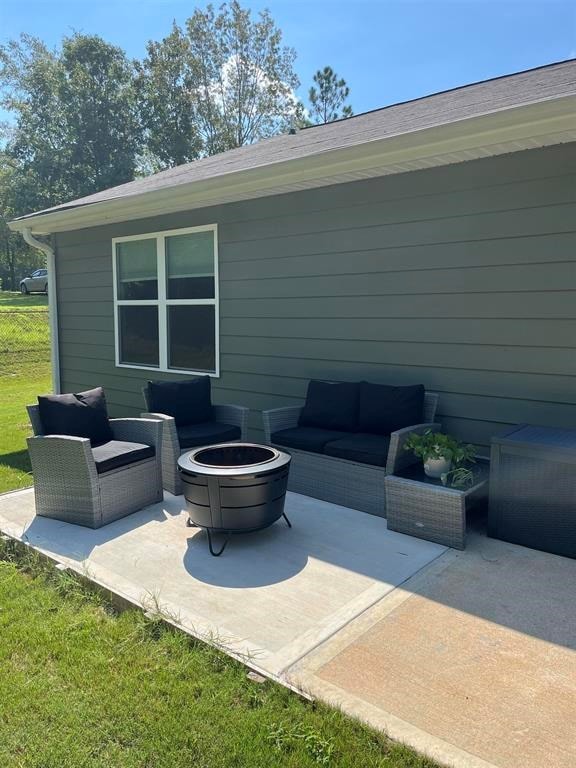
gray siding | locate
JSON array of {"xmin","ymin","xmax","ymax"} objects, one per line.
[{"xmin": 54, "ymin": 143, "xmax": 576, "ymax": 452}]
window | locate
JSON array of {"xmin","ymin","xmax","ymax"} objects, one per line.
[{"xmin": 112, "ymin": 225, "xmax": 219, "ymax": 376}]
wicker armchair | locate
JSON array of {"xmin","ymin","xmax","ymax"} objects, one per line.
[
  {"xmin": 262, "ymin": 392, "xmax": 440, "ymax": 517},
  {"xmin": 27, "ymin": 405, "xmax": 163, "ymax": 528},
  {"xmin": 141, "ymin": 387, "xmax": 249, "ymax": 495}
]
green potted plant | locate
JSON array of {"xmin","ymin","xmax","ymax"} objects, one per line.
[{"xmin": 403, "ymin": 430, "xmax": 476, "ymax": 479}]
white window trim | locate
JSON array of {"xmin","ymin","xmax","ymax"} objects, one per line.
[{"xmin": 112, "ymin": 223, "xmax": 220, "ymax": 377}]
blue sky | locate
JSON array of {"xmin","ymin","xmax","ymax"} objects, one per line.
[{"xmin": 1, "ymin": 0, "xmax": 575, "ymax": 115}]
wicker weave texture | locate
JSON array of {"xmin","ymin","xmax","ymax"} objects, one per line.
[
  {"xmin": 26, "ymin": 406, "xmax": 163, "ymax": 528},
  {"xmin": 98, "ymin": 457, "xmax": 162, "ymax": 526},
  {"xmin": 385, "ymin": 476, "xmax": 468, "ymax": 549},
  {"xmin": 287, "ymin": 447, "xmax": 387, "ymax": 516},
  {"xmin": 263, "ymin": 405, "xmax": 302, "ymax": 442},
  {"xmin": 489, "ymin": 443, "xmax": 576, "ymax": 558},
  {"xmin": 27, "ymin": 434, "xmax": 102, "ymax": 525}
]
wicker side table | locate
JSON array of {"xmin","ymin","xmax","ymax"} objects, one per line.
[{"xmin": 385, "ymin": 462, "xmax": 489, "ymax": 549}]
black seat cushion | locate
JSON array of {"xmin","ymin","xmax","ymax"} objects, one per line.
[
  {"xmin": 298, "ymin": 380, "xmax": 360, "ymax": 432},
  {"xmin": 38, "ymin": 386, "xmax": 113, "ymax": 446},
  {"xmin": 358, "ymin": 382, "xmax": 425, "ymax": 435},
  {"xmin": 177, "ymin": 421, "xmax": 241, "ymax": 450},
  {"xmin": 147, "ymin": 377, "xmax": 212, "ymax": 427},
  {"xmin": 92, "ymin": 440, "xmax": 155, "ymax": 474},
  {"xmin": 272, "ymin": 426, "xmax": 350, "ymax": 454},
  {"xmin": 324, "ymin": 433, "xmax": 391, "ymax": 467}
]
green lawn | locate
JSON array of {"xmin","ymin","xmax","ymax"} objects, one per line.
[
  {"xmin": 0, "ymin": 547, "xmax": 438, "ymax": 768},
  {"xmin": 0, "ymin": 291, "xmax": 51, "ymax": 493},
  {"xmin": 0, "ymin": 361, "xmax": 51, "ymax": 493},
  {"xmin": 0, "ymin": 291, "xmax": 49, "ymax": 311}
]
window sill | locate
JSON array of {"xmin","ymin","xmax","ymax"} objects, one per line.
[{"xmin": 116, "ymin": 363, "xmax": 220, "ymax": 378}]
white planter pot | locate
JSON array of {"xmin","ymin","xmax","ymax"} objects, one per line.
[{"xmin": 424, "ymin": 456, "xmax": 452, "ymax": 478}]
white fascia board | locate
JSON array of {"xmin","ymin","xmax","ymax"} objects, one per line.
[{"xmin": 9, "ymin": 96, "xmax": 576, "ymax": 236}]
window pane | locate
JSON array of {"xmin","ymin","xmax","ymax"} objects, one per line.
[
  {"xmin": 116, "ymin": 239, "xmax": 158, "ymax": 299},
  {"xmin": 166, "ymin": 231, "xmax": 214, "ymax": 299},
  {"xmin": 168, "ymin": 305, "xmax": 215, "ymax": 372},
  {"xmin": 119, "ymin": 306, "xmax": 159, "ymax": 367}
]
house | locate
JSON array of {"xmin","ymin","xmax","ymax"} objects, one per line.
[{"xmin": 9, "ymin": 60, "xmax": 576, "ymax": 454}]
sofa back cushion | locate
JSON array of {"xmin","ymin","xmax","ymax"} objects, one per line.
[
  {"xmin": 37, "ymin": 386, "xmax": 113, "ymax": 446},
  {"xmin": 298, "ymin": 380, "xmax": 359, "ymax": 432},
  {"xmin": 358, "ymin": 382, "xmax": 425, "ymax": 435},
  {"xmin": 147, "ymin": 377, "xmax": 212, "ymax": 426}
]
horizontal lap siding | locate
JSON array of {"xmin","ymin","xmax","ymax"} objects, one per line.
[{"xmin": 55, "ymin": 143, "xmax": 576, "ymax": 451}]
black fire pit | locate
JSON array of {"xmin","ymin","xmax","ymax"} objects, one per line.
[{"xmin": 177, "ymin": 443, "xmax": 292, "ymax": 556}]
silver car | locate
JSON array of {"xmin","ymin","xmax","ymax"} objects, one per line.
[{"xmin": 20, "ymin": 268, "xmax": 48, "ymax": 294}]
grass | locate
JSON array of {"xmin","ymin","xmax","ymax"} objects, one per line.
[
  {"xmin": 0, "ymin": 291, "xmax": 49, "ymax": 311},
  {"xmin": 0, "ymin": 291, "xmax": 51, "ymax": 493},
  {"xmin": 0, "ymin": 543, "xmax": 439, "ymax": 768},
  {"xmin": 0, "ymin": 361, "xmax": 51, "ymax": 493}
]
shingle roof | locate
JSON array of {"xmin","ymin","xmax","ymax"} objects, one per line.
[{"xmin": 14, "ymin": 59, "xmax": 576, "ymax": 221}]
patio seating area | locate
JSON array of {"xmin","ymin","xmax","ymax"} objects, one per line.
[{"xmin": 7, "ymin": 376, "xmax": 575, "ymax": 767}]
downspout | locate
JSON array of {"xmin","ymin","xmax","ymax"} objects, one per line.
[{"xmin": 22, "ymin": 228, "xmax": 60, "ymax": 394}]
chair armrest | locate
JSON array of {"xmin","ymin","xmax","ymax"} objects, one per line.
[
  {"xmin": 27, "ymin": 434, "xmax": 98, "ymax": 487},
  {"xmin": 386, "ymin": 422, "xmax": 442, "ymax": 475},
  {"xmin": 140, "ymin": 412, "xmax": 179, "ymax": 445},
  {"xmin": 140, "ymin": 411, "xmax": 174, "ymax": 422},
  {"xmin": 141, "ymin": 411, "xmax": 180, "ymax": 462},
  {"xmin": 110, "ymin": 418, "xmax": 163, "ymax": 450},
  {"xmin": 262, "ymin": 406, "xmax": 302, "ymax": 443},
  {"xmin": 212, "ymin": 404, "xmax": 249, "ymax": 439},
  {"xmin": 26, "ymin": 404, "xmax": 44, "ymax": 436}
]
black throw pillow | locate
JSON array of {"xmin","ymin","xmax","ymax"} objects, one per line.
[
  {"xmin": 358, "ymin": 381, "xmax": 425, "ymax": 435},
  {"xmin": 147, "ymin": 377, "xmax": 212, "ymax": 427},
  {"xmin": 298, "ymin": 380, "xmax": 359, "ymax": 432},
  {"xmin": 37, "ymin": 386, "xmax": 113, "ymax": 446}
]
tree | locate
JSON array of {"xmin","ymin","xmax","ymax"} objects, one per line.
[
  {"xmin": 308, "ymin": 66, "xmax": 353, "ymax": 124},
  {"xmin": 187, "ymin": 1, "xmax": 300, "ymax": 153},
  {"xmin": 0, "ymin": 217, "xmax": 43, "ymax": 291},
  {"xmin": 139, "ymin": 1, "xmax": 300, "ymax": 164},
  {"xmin": 58, "ymin": 35, "xmax": 142, "ymax": 194},
  {"xmin": 0, "ymin": 33, "xmax": 142, "ymax": 215},
  {"xmin": 136, "ymin": 23, "xmax": 203, "ymax": 170},
  {"xmin": 0, "ymin": 159, "xmax": 43, "ymax": 291}
]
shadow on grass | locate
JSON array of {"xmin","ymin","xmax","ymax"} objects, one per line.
[
  {"xmin": 0, "ymin": 449, "xmax": 32, "ymax": 474},
  {"xmin": 0, "ymin": 291, "xmax": 48, "ymax": 309}
]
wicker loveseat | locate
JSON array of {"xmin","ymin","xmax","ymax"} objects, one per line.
[
  {"xmin": 141, "ymin": 377, "xmax": 249, "ymax": 496},
  {"xmin": 263, "ymin": 381, "xmax": 440, "ymax": 517}
]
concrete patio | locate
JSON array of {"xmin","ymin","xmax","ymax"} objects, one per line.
[
  {"xmin": 0, "ymin": 487, "xmax": 445, "ymax": 677},
  {"xmin": 289, "ymin": 531, "xmax": 576, "ymax": 768},
  {"xmin": 1, "ymin": 487, "xmax": 575, "ymax": 768}
]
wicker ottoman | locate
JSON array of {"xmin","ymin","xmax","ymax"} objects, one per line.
[{"xmin": 385, "ymin": 462, "xmax": 489, "ymax": 549}]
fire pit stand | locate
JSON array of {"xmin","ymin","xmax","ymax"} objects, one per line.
[{"xmin": 177, "ymin": 443, "xmax": 292, "ymax": 556}]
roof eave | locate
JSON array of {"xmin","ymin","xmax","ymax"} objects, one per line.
[{"xmin": 9, "ymin": 96, "xmax": 576, "ymax": 236}]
